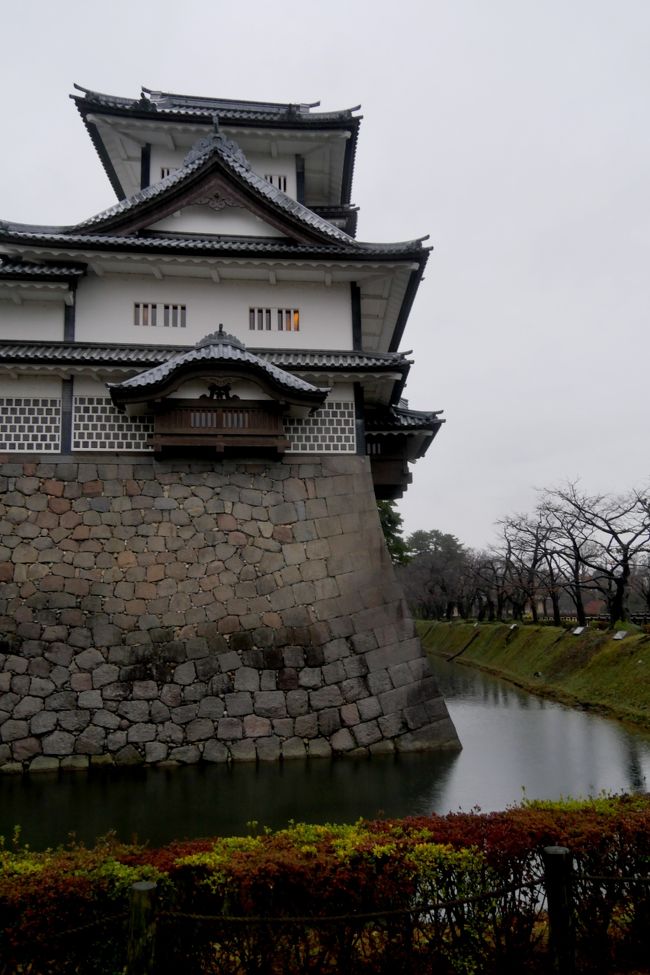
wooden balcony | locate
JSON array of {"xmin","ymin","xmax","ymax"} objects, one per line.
[{"xmin": 151, "ymin": 399, "xmax": 289, "ymax": 455}]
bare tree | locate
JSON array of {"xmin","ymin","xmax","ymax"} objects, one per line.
[{"xmin": 545, "ymin": 483, "xmax": 650, "ymax": 624}]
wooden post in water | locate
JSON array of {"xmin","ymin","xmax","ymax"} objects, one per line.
[
  {"xmin": 126, "ymin": 881, "xmax": 157, "ymax": 975},
  {"xmin": 543, "ymin": 846, "xmax": 575, "ymax": 975}
]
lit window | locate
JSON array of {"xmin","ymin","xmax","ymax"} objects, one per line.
[{"xmin": 250, "ymin": 307, "xmax": 300, "ymax": 332}]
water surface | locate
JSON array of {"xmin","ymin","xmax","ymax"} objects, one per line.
[{"xmin": 2, "ymin": 654, "xmax": 649, "ymax": 849}]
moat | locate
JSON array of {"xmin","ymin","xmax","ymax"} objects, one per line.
[{"xmin": 2, "ymin": 653, "xmax": 649, "ymax": 849}]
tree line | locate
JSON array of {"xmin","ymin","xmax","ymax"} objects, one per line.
[{"xmin": 382, "ymin": 483, "xmax": 650, "ymax": 626}]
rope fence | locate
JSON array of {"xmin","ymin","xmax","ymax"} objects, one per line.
[{"xmin": 5, "ymin": 850, "xmax": 649, "ymax": 975}]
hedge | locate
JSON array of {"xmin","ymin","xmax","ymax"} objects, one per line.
[{"xmin": 1, "ymin": 794, "xmax": 649, "ymax": 974}]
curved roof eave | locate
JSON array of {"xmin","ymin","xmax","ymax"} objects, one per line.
[
  {"xmin": 72, "ymin": 86, "xmax": 362, "ymax": 206},
  {"xmin": 108, "ymin": 329, "xmax": 330, "ymax": 410}
]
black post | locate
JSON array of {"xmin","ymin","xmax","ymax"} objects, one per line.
[
  {"xmin": 126, "ymin": 881, "xmax": 157, "ymax": 975},
  {"xmin": 543, "ymin": 846, "xmax": 575, "ymax": 975}
]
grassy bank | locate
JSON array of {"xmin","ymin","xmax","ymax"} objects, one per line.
[{"xmin": 418, "ymin": 620, "xmax": 650, "ymax": 730}]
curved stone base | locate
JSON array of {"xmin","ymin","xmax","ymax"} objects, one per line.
[{"xmin": 0, "ymin": 455, "xmax": 460, "ymax": 771}]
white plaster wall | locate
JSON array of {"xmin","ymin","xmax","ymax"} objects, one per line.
[
  {"xmin": 246, "ymin": 152, "xmax": 297, "ymax": 198},
  {"xmin": 75, "ymin": 276, "xmax": 352, "ymax": 350},
  {"xmin": 151, "ymin": 206, "xmax": 284, "ymax": 237},
  {"xmin": 0, "ymin": 301, "xmax": 64, "ymax": 341},
  {"xmin": 324, "ymin": 383, "xmax": 355, "ymax": 403},
  {"xmin": 149, "ymin": 147, "xmax": 186, "ymax": 182},
  {"xmin": 73, "ymin": 376, "xmax": 112, "ymax": 397},
  {"xmin": 0, "ymin": 376, "xmax": 61, "ymax": 397}
]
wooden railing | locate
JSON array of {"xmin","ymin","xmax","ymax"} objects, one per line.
[{"xmin": 151, "ymin": 400, "xmax": 289, "ymax": 455}]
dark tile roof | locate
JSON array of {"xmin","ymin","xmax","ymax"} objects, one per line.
[
  {"xmin": 0, "ymin": 228, "xmax": 426, "ymax": 261},
  {"xmin": 262, "ymin": 350, "xmax": 410, "ymax": 370},
  {"xmin": 0, "ymin": 259, "xmax": 85, "ymax": 280},
  {"xmin": 366, "ymin": 405, "xmax": 444, "ymax": 432},
  {"xmin": 0, "ymin": 341, "xmax": 410, "ymax": 373},
  {"xmin": 0, "ymin": 342, "xmax": 177, "ymax": 367},
  {"xmin": 72, "ymin": 85, "xmax": 361, "ymax": 126},
  {"xmin": 109, "ymin": 329, "xmax": 329, "ymax": 402}
]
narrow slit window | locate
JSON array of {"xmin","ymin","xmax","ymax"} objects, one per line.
[
  {"xmin": 264, "ymin": 174, "xmax": 288, "ymax": 192},
  {"xmin": 249, "ymin": 307, "xmax": 301, "ymax": 334},
  {"xmin": 135, "ymin": 302, "xmax": 184, "ymax": 327}
]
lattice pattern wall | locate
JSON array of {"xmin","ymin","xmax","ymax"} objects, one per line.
[
  {"xmin": 0, "ymin": 398, "xmax": 61, "ymax": 452},
  {"xmin": 285, "ymin": 401, "xmax": 356, "ymax": 453},
  {"xmin": 0, "ymin": 397, "xmax": 356, "ymax": 454},
  {"xmin": 72, "ymin": 397, "xmax": 153, "ymax": 452}
]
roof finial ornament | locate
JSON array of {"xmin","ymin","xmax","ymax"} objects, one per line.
[
  {"xmin": 196, "ymin": 326, "xmax": 245, "ymax": 350},
  {"xmin": 212, "ymin": 113, "xmax": 220, "ymax": 133}
]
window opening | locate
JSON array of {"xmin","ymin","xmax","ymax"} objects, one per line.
[
  {"xmin": 250, "ymin": 307, "xmax": 300, "ymax": 332},
  {"xmin": 264, "ymin": 174, "xmax": 288, "ymax": 192},
  {"xmin": 134, "ymin": 302, "xmax": 186, "ymax": 327}
]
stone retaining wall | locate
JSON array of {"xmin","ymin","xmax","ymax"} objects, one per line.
[{"xmin": 0, "ymin": 455, "xmax": 460, "ymax": 772}]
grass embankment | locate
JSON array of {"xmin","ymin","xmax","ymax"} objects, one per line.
[{"xmin": 418, "ymin": 620, "xmax": 650, "ymax": 730}]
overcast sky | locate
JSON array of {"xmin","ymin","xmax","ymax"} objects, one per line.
[{"xmin": 2, "ymin": 0, "xmax": 648, "ymax": 550}]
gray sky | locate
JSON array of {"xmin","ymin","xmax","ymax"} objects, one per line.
[{"xmin": 2, "ymin": 0, "xmax": 648, "ymax": 550}]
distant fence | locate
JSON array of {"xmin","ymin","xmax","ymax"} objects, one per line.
[{"xmin": 6, "ymin": 847, "xmax": 648, "ymax": 975}]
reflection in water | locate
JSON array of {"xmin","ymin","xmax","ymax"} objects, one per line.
[{"xmin": 1, "ymin": 654, "xmax": 649, "ymax": 850}]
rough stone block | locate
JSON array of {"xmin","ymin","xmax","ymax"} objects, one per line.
[
  {"xmin": 307, "ymin": 738, "xmax": 332, "ymax": 758},
  {"xmin": 253, "ymin": 691, "xmax": 286, "ymax": 719},
  {"xmin": 74, "ymin": 648, "xmax": 105, "ymax": 671},
  {"xmin": 171, "ymin": 704, "xmax": 199, "ymax": 725},
  {"xmin": 256, "ymin": 736, "xmax": 281, "ymax": 762},
  {"xmin": 186, "ymin": 718, "xmax": 214, "ymax": 742},
  {"xmin": 133, "ymin": 680, "xmax": 159, "ymax": 700},
  {"xmin": 225, "ymin": 692, "xmax": 253, "ymax": 716},
  {"xmin": 29, "ymin": 756, "xmax": 60, "ymax": 772},
  {"xmin": 310, "ymin": 685, "xmax": 343, "ymax": 710},
  {"xmin": 30, "ymin": 711, "xmax": 57, "ymax": 735},
  {"xmin": 118, "ymin": 701, "xmax": 150, "ymax": 722},
  {"xmin": 241, "ymin": 714, "xmax": 270, "ymax": 737},
  {"xmin": 58, "ymin": 710, "xmax": 91, "ymax": 732},
  {"xmin": 281, "ymin": 737, "xmax": 306, "ymax": 759},
  {"xmin": 218, "ymin": 717, "xmax": 243, "ymax": 740},
  {"xmin": 13, "ymin": 696, "xmax": 43, "ymax": 719},
  {"xmin": 92, "ymin": 664, "xmax": 121, "ymax": 689},
  {"xmin": 340, "ymin": 703, "xmax": 360, "ymax": 727},
  {"xmin": 203, "ymin": 740, "xmax": 229, "ymax": 763},
  {"xmin": 145, "ymin": 741, "xmax": 168, "ymax": 763},
  {"xmin": 42, "ymin": 730, "xmax": 75, "ymax": 755}
]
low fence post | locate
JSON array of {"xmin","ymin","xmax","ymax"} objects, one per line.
[
  {"xmin": 126, "ymin": 880, "xmax": 158, "ymax": 975},
  {"xmin": 543, "ymin": 846, "xmax": 575, "ymax": 975}
]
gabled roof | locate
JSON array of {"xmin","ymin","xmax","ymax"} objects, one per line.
[
  {"xmin": 108, "ymin": 328, "xmax": 329, "ymax": 411},
  {"xmin": 72, "ymin": 85, "xmax": 361, "ymax": 206},
  {"xmin": 0, "ymin": 131, "xmax": 400, "ymax": 251}
]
